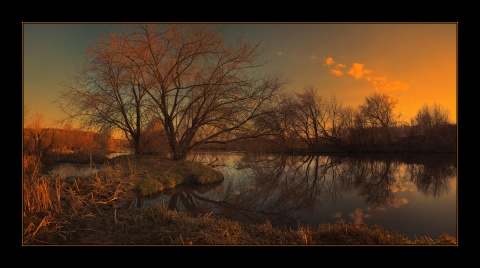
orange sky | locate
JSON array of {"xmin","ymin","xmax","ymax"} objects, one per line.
[{"xmin": 24, "ymin": 23, "xmax": 457, "ymax": 127}]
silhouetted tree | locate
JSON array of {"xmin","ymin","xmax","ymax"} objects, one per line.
[
  {"xmin": 359, "ymin": 92, "xmax": 400, "ymax": 144},
  {"xmin": 289, "ymin": 87, "xmax": 323, "ymax": 149},
  {"xmin": 253, "ymin": 94, "xmax": 297, "ymax": 150},
  {"xmin": 411, "ymin": 103, "xmax": 454, "ymax": 148},
  {"xmin": 119, "ymin": 24, "xmax": 286, "ymax": 159},
  {"xmin": 23, "ymin": 112, "xmax": 54, "ymax": 158},
  {"xmin": 59, "ymin": 30, "xmax": 151, "ymax": 154},
  {"xmin": 288, "ymin": 87, "xmax": 347, "ymax": 150}
]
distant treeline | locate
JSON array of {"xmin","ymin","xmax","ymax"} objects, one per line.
[
  {"xmin": 196, "ymin": 89, "xmax": 457, "ymax": 154},
  {"xmin": 23, "ymin": 125, "xmax": 130, "ymax": 164},
  {"xmin": 23, "ymin": 89, "xmax": 456, "ymax": 165}
]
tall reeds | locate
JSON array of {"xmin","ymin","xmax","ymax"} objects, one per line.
[{"xmin": 23, "ymin": 154, "xmax": 63, "ymax": 214}]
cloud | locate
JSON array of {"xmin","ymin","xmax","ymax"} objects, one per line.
[
  {"xmin": 330, "ymin": 69, "xmax": 344, "ymax": 76},
  {"xmin": 277, "ymin": 51, "xmax": 283, "ymax": 56},
  {"xmin": 327, "ymin": 59, "xmax": 409, "ymax": 93},
  {"xmin": 347, "ymin": 63, "xmax": 372, "ymax": 79},
  {"xmin": 324, "ymin": 57, "xmax": 335, "ymax": 66},
  {"xmin": 310, "ymin": 55, "xmax": 317, "ymax": 61},
  {"xmin": 365, "ymin": 76, "xmax": 386, "ymax": 82},
  {"xmin": 374, "ymin": 80, "xmax": 409, "ymax": 91}
]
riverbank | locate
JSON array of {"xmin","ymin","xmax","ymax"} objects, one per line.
[
  {"xmin": 24, "ymin": 205, "xmax": 456, "ymax": 245},
  {"xmin": 23, "ymin": 154, "xmax": 457, "ymax": 245}
]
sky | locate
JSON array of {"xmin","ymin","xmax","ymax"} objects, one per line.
[{"xmin": 23, "ymin": 23, "xmax": 457, "ymax": 127}]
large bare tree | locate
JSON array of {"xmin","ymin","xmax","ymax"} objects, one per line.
[
  {"xmin": 116, "ymin": 24, "xmax": 286, "ymax": 159},
  {"xmin": 59, "ymin": 31, "xmax": 154, "ymax": 154}
]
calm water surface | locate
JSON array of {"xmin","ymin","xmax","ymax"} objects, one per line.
[
  {"xmin": 138, "ymin": 151, "xmax": 457, "ymax": 239},
  {"xmin": 46, "ymin": 151, "xmax": 457, "ymax": 239}
]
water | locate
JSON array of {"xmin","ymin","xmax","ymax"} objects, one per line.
[
  {"xmin": 46, "ymin": 162, "xmax": 98, "ymax": 179},
  {"xmin": 44, "ymin": 151, "xmax": 131, "ymax": 179},
  {"xmin": 44, "ymin": 151, "xmax": 457, "ymax": 239},
  {"xmin": 138, "ymin": 151, "xmax": 457, "ymax": 240},
  {"xmin": 106, "ymin": 151, "xmax": 131, "ymax": 159}
]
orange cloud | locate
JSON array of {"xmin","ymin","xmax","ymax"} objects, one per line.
[
  {"xmin": 365, "ymin": 76, "xmax": 386, "ymax": 82},
  {"xmin": 347, "ymin": 63, "xmax": 372, "ymax": 79},
  {"xmin": 324, "ymin": 57, "xmax": 335, "ymax": 66},
  {"xmin": 335, "ymin": 63, "xmax": 346, "ymax": 68},
  {"xmin": 330, "ymin": 69, "xmax": 343, "ymax": 76},
  {"xmin": 374, "ymin": 80, "xmax": 409, "ymax": 91}
]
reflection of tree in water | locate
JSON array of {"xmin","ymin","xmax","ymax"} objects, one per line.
[
  {"xmin": 338, "ymin": 154, "xmax": 456, "ymax": 207},
  {"xmin": 150, "ymin": 152, "xmax": 456, "ymax": 227},
  {"xmin": 161, "ymin": 153, "xmax": 345, "ymax": 227},
  {"xmin": 338, "ymin": 157, "xmax": 398, "ymax": 208},
  {"xmin": 407, "ymin": 157, "xmax": 456, "ymax": 197}
]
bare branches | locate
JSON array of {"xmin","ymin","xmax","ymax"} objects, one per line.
[
  {"xmin": 58, "ymin": 24, "xmax": 286, "ymax": 159},
  {"xmin": 359, "ymin": 92, "xmax": 399, "ymax": 144}
]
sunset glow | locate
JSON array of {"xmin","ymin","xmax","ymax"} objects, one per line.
[{"xmin": 23, "ymin": 23, "xmax": 457, "ymax": 127}]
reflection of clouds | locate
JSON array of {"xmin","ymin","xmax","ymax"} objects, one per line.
[
  {"xmin": 349, "ymin": 208, "xmax": 371, "ymax": 225},
  {"xmin": 366, "ymin": 206, "xmax": 386, "ymax": 211},
  {"xmin": 391, "ymin": 178, "xmax": 416, "ymax": 193},
  {"xmin": 390, "ymin": 197, "xmax": 408, "ymax": 208},
  {"xmin": 332, "ymin": 212, "xmax": 344, "ymax": 223},
  {"xmin": 391, "ymin": 185, "xmax": 414, "ymax": 193},
  {"xmin": 365, "ymin": 196, "xmax": 409, "ymax": 211}
]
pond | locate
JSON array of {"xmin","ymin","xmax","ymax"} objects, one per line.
[
  {"xmin": 46, "ymin": 162, "xmax": 99, "ymax": 179},
  {"xmin": 137, "ymin": 151, "xmax": 457, "ymax": 240},
  {"xmin": 44, "ymin": 151, "xmax": 457, "ymax": 240}
]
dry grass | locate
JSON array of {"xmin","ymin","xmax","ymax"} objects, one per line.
[
  {"xmin": 24, "ymin": 205, "xmax": 457, "ymax": 245},
  {"xmin": 23, "ymin": 153, "xmax": 456, "ymax": 246}
]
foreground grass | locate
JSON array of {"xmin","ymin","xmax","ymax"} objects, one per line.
[
  {"xmin": 23, "ymin": 154, "xmax": 456, "ymax": 246},
  {"xmin": 24, "ymin": 205, "xmax": 456, "ymax": 245}
]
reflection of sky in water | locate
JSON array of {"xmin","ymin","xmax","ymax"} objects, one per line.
[
  {"xmin": 147, "ymin": 152, "xmax": 457, "ymax": 239},
  {"xmin": 303, "ymin": 176, "xmax": 456, "ymax": 239},
  {"xmin": 47, "ymin": 163, "xmax": 98, "ymax": 178}
]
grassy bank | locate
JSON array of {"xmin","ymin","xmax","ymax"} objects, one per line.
[
  {"xmin": 23, "ymin": 154, "xmax": 456, "ymax": 245},
  {"xmin": 110, "ymin": 155, "xmax": 224, "ymax": 196},
  {"xmin": 24, "ymin": 205, "xmax": 456, "ymax": 245}
]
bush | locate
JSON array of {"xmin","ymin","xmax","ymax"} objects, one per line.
[{"xmin": 137, "ymin": 177, "xmax": 164, "ymax": 196}]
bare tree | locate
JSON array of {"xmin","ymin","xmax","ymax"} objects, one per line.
[
  {"xmin": 58, "ymin": 30, "xmax": 151, "ymax": 154},
  {"xmin": 359, "ymin": 92, "xmax": 399, "ymax": 144},
  {"xmin": 319, "ymin": 94, "xmax": 347, "ymax": 145},
  {"xmin": 411, "ymin": 103, "xmax": 453, "ymax": 146},
  {"xmin": 412, "ymin": 104, "xmax": 450, "ymax": 135},
  {"xmin": 289, "ymin": 86, "xmax": 323, "ymax": 150},
  {"xmin": 342, "ymin": 106, "xmax": 372, "ymax": 146},
  {"xmin": 23, "ymin": 112, "xmax": 54, "ymax": 157},
  {"xmin": 253, "ymin": 93, "xmax": 297, "ymax": 151},
  {"xmin": 117, "ymin": 24, "xmax": 286, "ymax": 160},
  {"xmin": 288, "ymin": 87, "xmax": 347, "ymax": 150}
]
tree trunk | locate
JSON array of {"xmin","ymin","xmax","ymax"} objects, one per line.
[{"xmin": 134, "ymin": 135, "xmax": 141, "ymax": 155}]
